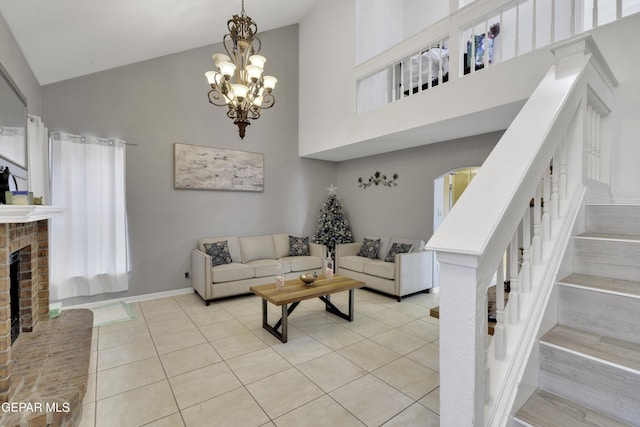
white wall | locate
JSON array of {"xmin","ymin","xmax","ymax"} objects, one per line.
[
  {"xmin": 590, "ymin": 13, "xmax": 640, "ymax": 202},
  {"xmin": 403, "ymin": 0, "xmax": 449, "ymax": 40},
  {"xmin": 299, "ymin": 0, "xmax": 356, "ymax": 156},
  {"xmin": 355, "ymin": 0, "xmax": 403, "ymax": 64}
]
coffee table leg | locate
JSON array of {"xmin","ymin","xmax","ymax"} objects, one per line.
[
  {"xmin": 262, "ymin": 301, "xmax": 300, "ymax": 344},
  {"xmin": 262, "ymin": 299, "xmax": 268, "ymax": 328},
  {"xmin": 281, "ymin": 304, "xmax": 288, "ymax": 343},
  {"xmin": 348, "ymin": 288, "xmax": 355, "ymax": 321},
  {"xmin": 321, "ymin": 289, "xmax": 356, "ymax": 322}
]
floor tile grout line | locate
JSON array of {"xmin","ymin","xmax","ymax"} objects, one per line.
[{"xmin": 84, "ymin": 290, "xmax": 440, "ymax": 426}]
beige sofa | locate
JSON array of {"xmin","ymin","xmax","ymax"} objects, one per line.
[
  {"xmin": 191, "ymin": 233, "xmax": 326, "ymax": 305},
  {"xmin": 336, "ymin": 236, "xmax": 433, "ymax": 301}
]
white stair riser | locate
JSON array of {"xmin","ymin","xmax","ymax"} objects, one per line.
[
  {"xmin": 558, "ymin": 285, "xmax": 640, "ymax": 345},
  {"xmin": 539, "ymin": 343, "xmax": 640, "ymax": 424},
  {"xmin": 573, "ymin": 238, "xmax": 640, "ymax": 282},
  {"xmin": 586, "ymin": 205, "xmax": 640, "ymax": 235}
]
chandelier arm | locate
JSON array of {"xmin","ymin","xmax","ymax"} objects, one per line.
[
  {"xmin": 207, "ymin": 88, "xmax": 229, "ymax": 107},
  {"xmin": 260, "ymin": 92, "xmax": 275, "ymax": 110},
  {"xmin": 252, "ymin": 35, "xmax": 261, "ymax": 55}
]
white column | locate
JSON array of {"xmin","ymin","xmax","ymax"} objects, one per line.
[{"xmin": 438, "ymin": 252, "xmax": 486, "ymax": 427}]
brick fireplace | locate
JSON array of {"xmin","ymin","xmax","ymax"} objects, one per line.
[
  {"xmin": 0, "ymin": 207, "xmax": 95, "ymax": 427},
  {"xmin": 0, "ymin": 220, "xmax": 49, "ymax": 402}
]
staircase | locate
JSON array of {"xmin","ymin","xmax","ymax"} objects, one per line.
[{"xmin": 514, "ymin": 204, "xmax": 640, "ymax": 426}]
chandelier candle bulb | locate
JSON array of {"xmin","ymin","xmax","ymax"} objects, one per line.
[
  {"xmin": 246, "ymin": 65, "xmax": 262, "ymax": 81},
  {"xmin": 249, "ymin": 54, "xmax": 266, "ymax": 68},
  {"xmin": 263, "ymin": 76, "xmax": 277, "ymax": 90},
  {"xmin": 218, "ymin": 61, "xmax": 236, "ymax": 79},
  {"xmin": 212, "ymin": 53, "xmax": 231, "ymax": 67}
]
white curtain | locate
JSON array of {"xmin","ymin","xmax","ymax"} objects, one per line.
[
  {"xmin": 27, "ymin": 115, "xmax": 49, "ymax": 203},
  {"xmin": 49, "ymin": 132, "xmax": 129, "ymax": 300}
]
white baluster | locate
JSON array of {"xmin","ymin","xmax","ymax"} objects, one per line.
[
  {"xmin": 594, "ymin": 108, "xmax": 601, "ymax": 181},
  {"xmin": 494, "ymin": 258, "xmax": 506, "ymax": 360},
  {"xmin": 484, "ymin": 290, "xmax": 491, "ymax": 405},
  {"xmin": 585, "ymin": 105, "xmax": 593, "ymax": 178},
  {"xmin": 542, "ymin": 166, "xmax": 551, "ymax": 241},
  {"xmin": 509, "ymin": 231, "xmax": 520, "ymax": 324},
  {"xmin": 551, "ymin": 157, "xmax": 560, "ymax": 221},
  {"xmin": 532, "ymin": 180, "xmax": 542, "ymax": 265},
  {"xmin": 520, "ymin": 204, "xmax": 531, "ymax": 293},
  {"xmin": 559, "ymin": 137, "xmax": 568, "ymax": 201}
]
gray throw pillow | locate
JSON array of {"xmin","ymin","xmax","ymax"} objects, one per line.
[
  {"xmin": 357, "ymin": 238, "xmax": 381, "ymax": 259},
  {"xmin": 384, "ymin": 243, "xmax": 413, "ymax": 262},
  {"xmin": 204, "ymin": 241, "xmax": 233, "ymax": 267},
  {"xmin": 289, "ymin": 235, "xmax": 310, "ymax": 256}
]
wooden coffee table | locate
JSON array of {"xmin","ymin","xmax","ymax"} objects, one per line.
[{"xmin": 250, "ymin": 275, "xmax": 365, "ymax": 343}]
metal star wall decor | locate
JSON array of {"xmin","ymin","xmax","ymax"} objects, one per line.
[{"xmin": 357, "ymin": 171, "xmax": 398, "ymax": 189}]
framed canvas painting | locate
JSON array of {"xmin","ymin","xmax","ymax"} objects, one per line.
[{"xmin": 174, "ymin": 143, "xmax": 264, "ymax": 192}]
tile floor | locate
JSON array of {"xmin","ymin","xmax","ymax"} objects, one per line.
[{"xmin": 78, "ymin": 288, "xmax": 441, "ymax": 427}]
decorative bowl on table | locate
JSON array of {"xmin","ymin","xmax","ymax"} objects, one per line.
[{"xmin": 299, "ymin": 273, "xmax": 317, "ymax": 285}]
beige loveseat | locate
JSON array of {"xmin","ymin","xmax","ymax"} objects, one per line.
[
  {"xmin": 191, "ymin": 234, "xmax": 326, "ymax": 305},
  {"xmin": 336, "ymin": 236, "xmax": 433, "ymax": 301}
]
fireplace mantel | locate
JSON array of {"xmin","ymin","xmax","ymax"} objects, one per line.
[{"xmin": 0, "ymin": 206, "xmax": 64, "ymax": 223}]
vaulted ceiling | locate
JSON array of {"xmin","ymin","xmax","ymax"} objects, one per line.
[{"xmin": 0, "ymin": 0, "xmax": 320, "ymax": 85}]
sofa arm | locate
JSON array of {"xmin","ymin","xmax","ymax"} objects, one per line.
[
  {"xmin": 191, "ymin": 248, "xmax": 211, "ymax": 302},
  {"xmin": 395, "ymin": 250, "xmax": 433, "ymax": 296},
  {"xmin": 309, "ymin": 242, "xmax": 327, "ymax": 262}
]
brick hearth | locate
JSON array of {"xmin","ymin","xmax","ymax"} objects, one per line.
[{"xmin": 0, "ymin": 210, "xmax": 92, "ymax": 427}]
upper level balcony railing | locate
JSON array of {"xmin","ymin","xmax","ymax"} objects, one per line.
[{"xmin": 355, "ymin": 0, "xmax": 639, "ymax": 115}]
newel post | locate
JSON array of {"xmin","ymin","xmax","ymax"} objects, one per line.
[{"xmin": 438, "ymin": 251, "xmax": 487, "ymax": 427}]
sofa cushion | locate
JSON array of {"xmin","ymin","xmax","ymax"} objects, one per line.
[
  {"xmin": 200, "ymin": 236, "xmax": 241, "ymax": 264},
  {"xmin": 282, "ymin": 255, "xmax": 322, "ymax": 272},
  {"xmin": 389, "ymin": 237, "xmax": 426, "ymax": 253},
  {"xmin": 246, "ymin": 259, "xmax": 291, "ymax": 278},
  {"xmin": 211, "ymin": 263, "xmax": 254, "ymax": 283},
  {"xmin": 240, "ymin": 235, "xmax": 276, "ymax": 263},
  {"xmin": 363, "ymin": 259, "xmax": 395, "ymax": 280},
  {"xmin": 384, "ymin": 243, "xmax": 413, "ymax": 262},
  {"xmin": 364, "ymin": 235, "xmax": 391, "ymax": 260},
  {"xmin": 357, "ymin": 238, "xmax": 382, "ymax": 259},
  {"xmin": 339, "ymin": 255, "xmax": 366, "ymax": 273},
  {"xmin": 289, "ymin": 235, "xmax": 310, "ymax": 256},
  {"xmin": 273, "ymin": 234, "xmax": 290, "ymax": 258},
  {"xmin": 204, "ymin": 241, "xmax": 233, "ymax": 267}
]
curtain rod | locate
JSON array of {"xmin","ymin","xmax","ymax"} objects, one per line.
[{"xmin": 50, "ymin": 132, "xmax": 138, "ymax": 146}]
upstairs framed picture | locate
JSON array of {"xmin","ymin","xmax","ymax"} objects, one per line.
[{"xmin": 174, "ymin": 143, "xmax": 264, "ymax": 192}]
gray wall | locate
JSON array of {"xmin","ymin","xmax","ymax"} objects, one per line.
[
  {"xmin": 41, "ymin": 24, "xmax": 337, "ymax": 305},
  {"xmin": 336, "ymin": 132, "xmax": 502, "ymax": 242}
]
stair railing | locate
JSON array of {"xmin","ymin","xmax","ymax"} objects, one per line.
[{"xmin": 425, "ymin": 34, "xmax": 617, "ymax": 427}]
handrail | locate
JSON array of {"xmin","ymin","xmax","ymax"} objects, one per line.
[{"xmin": 425, "ymin": 35, "xmax": 617, "ymax": 426}]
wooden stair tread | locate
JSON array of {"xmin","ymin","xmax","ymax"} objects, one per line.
[
  {"xmin": 575, "ymin": 232, "xmax": 640, "ymax": 242},
  {"xmin": 515, "ymin": 389, "xmax": 631, "ymax": 427},
  {"xmin": 559, "ymin": 273, "xmax": 640, "ymax": 299},
  {"xmin": 541, "ymin": 325, "xmax": 640, "ymax": 373}
]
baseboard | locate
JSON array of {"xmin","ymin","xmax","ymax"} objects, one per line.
[{"xmin": 61, "ymin": 287, "xmax": 194, "ymax": 310}]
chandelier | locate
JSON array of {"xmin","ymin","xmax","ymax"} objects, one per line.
[{"xmin": 205, "ymin": 0, "xmax": 277, "ymax": 139}]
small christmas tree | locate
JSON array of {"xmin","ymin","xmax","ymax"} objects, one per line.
[{"xmin": 313, "ymin": 185, "xmax": 353, "ymax": 261}]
